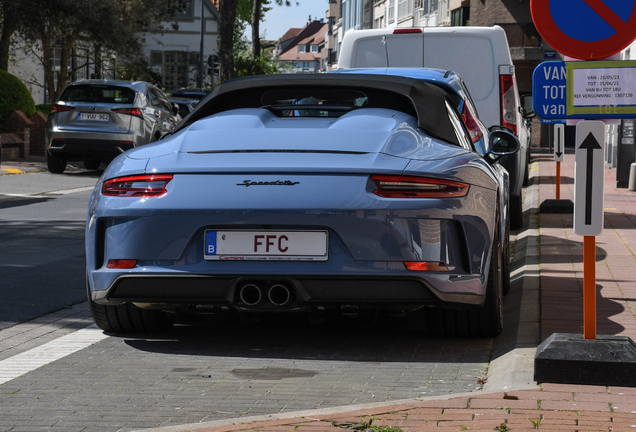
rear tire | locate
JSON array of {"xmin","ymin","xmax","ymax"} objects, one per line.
[
  {"xmin": 46, "ymin": 152, "xmax": 67, "ymax": 174},
  {"xmin": 83, "ymin": 159, "xmax": 101, "ymax": 170},
  {"xmin": 86, "ymin": 273, "xmax": 173, "ymax": 333},
  {"xmin": 425, "ymin": 203, "xmax": 504, "ymax": 337}
]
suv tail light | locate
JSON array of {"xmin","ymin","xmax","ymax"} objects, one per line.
[
  {"xmin": 460, "ymin": 103, "xmax": 483, "ymax": 144},
  {"xmin": 371, "ymin": 175, "xmax": 468, "ymax": 198},
  {"xmin": 102, "ymin": 174, "xmax": 173, "ymax": 197},
  {"xmin": 111, "ymin": 108, "xmax": 143, "ymax": 119},
  {"xmin": 500, "ymin": 74, "xmax": 517, "ymax": 135},
  {"xmin": 50, "ymin": 104, "xmax": 75, "ymax": 113}
]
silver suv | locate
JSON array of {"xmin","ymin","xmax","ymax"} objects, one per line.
[{"xmin": 45, "ymin": 80, "xmax": 179, "ymax": 173}]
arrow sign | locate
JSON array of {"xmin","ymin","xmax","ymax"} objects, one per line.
[
  {"xmin": 574, "ymin": 121, "xmax": 606, "ymax": 236},
  {"xmin": 580, "ymin": 132, "xmax": 602, "ymax": 224},
  {"xmin": 554, "ymin": 124, "xmax": 564, "ymax": 162}
]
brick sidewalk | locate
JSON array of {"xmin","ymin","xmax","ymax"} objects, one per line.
[
  {"xmin": 141, "ymin": 152, "xmax": 636, "ymax": 431},
  {"xmin": 153, "ymin": 384, "xmax": 636, "ymax": 431},
  {"xmin": 538, "ymin": 152, "xmax": 636, "ymax": 339}
]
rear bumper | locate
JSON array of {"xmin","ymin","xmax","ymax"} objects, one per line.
[
  {"xmin": 48, "ymin": 138, "xmax": 136, "ymax": 160},
  {"xmin": 91, "ymin": 273, "xmax": 486, "ymax": 310}
]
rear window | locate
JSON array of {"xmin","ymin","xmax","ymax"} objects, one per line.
[
  {"xmin": 261, "ymin": 88, "xmax": 369, "ymax": 117},
  {"xmin": 59, "ymin": 85, "xmax": 136, "ymax": 104}
]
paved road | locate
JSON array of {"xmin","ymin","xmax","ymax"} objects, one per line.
[
  {"xmin": 0, "ymin": 170, "xmax": 100, "ymax": 329},
  {"xmin": 0, "ymin": 168, "xmax": 523, "ymax": 432}
]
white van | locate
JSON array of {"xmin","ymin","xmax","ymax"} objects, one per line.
[{"xmin": 337, "ymin": 26, "xmax": 533, "ymax": 229}]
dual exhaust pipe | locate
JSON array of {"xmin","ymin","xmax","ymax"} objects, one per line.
[{"xmin": 239, "ymin": 282, "xmax": 294, "ymax": 307}]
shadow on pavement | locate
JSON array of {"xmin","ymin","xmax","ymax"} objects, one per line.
[{"xmin": 121, "ymin": 313, "xmax": 494, "ymax": 364}]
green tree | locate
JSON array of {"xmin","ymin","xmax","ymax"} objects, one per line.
[
  {"xmin": 0, "ymin": 0, "xmax": 41, "ymax": 71},
  {"xmin": 17, "ymin": 0, "xmax": 170, "ymax": 102}
]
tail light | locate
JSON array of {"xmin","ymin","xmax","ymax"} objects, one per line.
[
  {"xmin": 107, "ymin": 259, "xmax": 137, "ymax": 269},
  {"xmin": 102, "ymin": 174, "xmax": 173, "ymax": 197},
  {"xmin": 500, "ymin": 74, "xmax": 517, "ymax": 135},
  {"xmin": 404, "ymin": 261, "xmax": 449, "ymax": 271},
  {"xmin": 393, "ymin": 28, "xmax": 422, "ymax": 34},
  {"xmin": 111, "ymin": 107, "xmax": 143, "ymax": 119},
  {"xmin": 50, "ymin": 104, "xmax": 75, "ymax": 113},
  {"xmin": 371, "ymin": 175, "xmax": 468, "ymax": 198},
  {"xmin": 460, "ymin": 103, "xmax": 483, "ymax": 144}
]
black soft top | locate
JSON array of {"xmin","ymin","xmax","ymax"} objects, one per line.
[{"xmin": 173, "ymin": 74, "xmax": 459, "ymax": 146}]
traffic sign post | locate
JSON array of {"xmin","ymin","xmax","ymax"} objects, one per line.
[
  {"xmin": 554, "ymin": 124, "xmax": 564, "ymax": 200},
  {"xmin": 574, "ymin": 121, "xmax": 606, "ymax": 340},
  {"xmin": 532, "ymin": 0, "xmax": 636, "ymax": 387}
]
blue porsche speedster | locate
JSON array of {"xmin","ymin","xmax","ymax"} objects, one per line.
[{"xmin": 85, "ymin": 73, "xmax": 519, "ymax": 337}]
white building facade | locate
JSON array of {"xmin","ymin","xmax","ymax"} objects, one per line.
[{"xmin": 8, "ymin": 0, "xmax": 219, "ymax": 104}]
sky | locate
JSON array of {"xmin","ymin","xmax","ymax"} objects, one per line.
[{"xmin": 244, "ymin": 1, "xmax": 330, "ymax": 42}]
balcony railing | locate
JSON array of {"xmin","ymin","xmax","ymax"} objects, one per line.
[{"xmin": 397, "ymin": 0, "xmax": 413, "ymax": 21}]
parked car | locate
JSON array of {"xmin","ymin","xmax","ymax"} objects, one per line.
[
  {"xmin": 170, "ymin": 88, "xmax": 211, "ymax": 100},
  {"xmin": 336, "ymin": 26, "xmax": 535, "ymax": 229},
  {"xmin": 85, "ymin": 74, "xmax": 519, "ymax": 337},
  {"xmin": 45, "ymin": 80, "xmax": 180, "ymax": 173},
  {"xmin": 169, "ymin": 96, "xmax": 199, "ymax": 121}
]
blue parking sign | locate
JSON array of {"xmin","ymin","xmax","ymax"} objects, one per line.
[{"xmin": 533, "ymin": 61, "xmax": 566, "ymax": 122}]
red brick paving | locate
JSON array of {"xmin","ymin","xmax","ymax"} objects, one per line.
[{"xmin": 187, "ymin": 151, "xmax": 636, "ymax": 431}]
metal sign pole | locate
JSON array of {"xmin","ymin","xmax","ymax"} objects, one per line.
[{"xmin": 583, "ymin": 235, "xmax": 596, "ymax": 339}]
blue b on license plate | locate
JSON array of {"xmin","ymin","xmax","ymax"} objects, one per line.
[{"xmin": 204, "ymin": 230, "xmax": 328, "ymax": 261}]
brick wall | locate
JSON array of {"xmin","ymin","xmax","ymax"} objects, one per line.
[
  {"xmin": 2, "ymin": 110, "xmax": 48, "ymax": 160},
  {"xmin": 4, "ymin": 111, "xmax": 32, "ymax": 159},
  {"xmin": 29, "ymin": 112, "xmax": 47, "ymax": 156}
]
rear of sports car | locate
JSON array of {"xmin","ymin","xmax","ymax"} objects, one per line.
[{"xmin": 85, "ymin": 75, "xmax": 508, "ymax": 336}]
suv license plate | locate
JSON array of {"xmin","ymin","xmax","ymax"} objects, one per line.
[
  {"xmin": 204, "ymin": 230, "xmax": 328, "ymax": 261},
  {"xmin": 79, "ymin": 113, "xmax": 109, "ymax": 121}
]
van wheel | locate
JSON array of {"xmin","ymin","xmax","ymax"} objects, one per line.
[
  {"xmin": 502, "ymin": 209, "xmax": 511, "ymax": 296},
  {"xmin": 47, "ymin": 152, "xmax": 67, "ymax": 174},
  {"xmin": 86, "ymin": 274, "xmax": 173, "ymax": 333},
  {"xmin": 509, "ymin": 193, "xmax": 523, "ymax": 230},
  {"xmin": 523, "ymin": 159, "xmax": 530, "ymax": 186}
]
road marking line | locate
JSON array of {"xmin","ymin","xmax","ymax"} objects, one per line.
[
  {"xmin": 0, "ymin": 324, "xmax": 107, "ymax": 385},
  {"xmin": 38, "ymin": 186, "xmax": 95, "ymax": 195},
  {"xmin": 0, "ymin": 186, "xmax": 95, "ymax": 198},
  {"xmin": 2, "ymin": 169, "xmax": 23, "ymax": 174}
]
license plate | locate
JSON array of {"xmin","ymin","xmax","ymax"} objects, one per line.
[
  {"xmin": 78, "ymin": 113, "xmax": 109, "ymax": 122},
  {"xmin": 204, "ymin": 230, "xmax": 328, "ymax": 261}
]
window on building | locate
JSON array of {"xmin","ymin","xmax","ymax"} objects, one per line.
[
  {"xmin": 164, "ymin": 51, "xmax": 190, "ymax": 91},
  {"xmin": 388, "ymin": 0, "xmax": 395, "ymax": 23},
  {"xmin": 423, "ymin": 0, "xmax": 438, "ymax": 15},
  {"xmin": 397, "ymin": 0, "xmax": 413, "ymax": 21},
  {"xmin": 302, "ymin": 61, "xmax": 311, "ymax": 70},
  {"xmin": 311, "ymin": 45, "xmax": 319, "ymax": 53},
  {"xmin": 450, "ymin": 6, "xmax": 469, "ymax": 26},
  {"xmin": 171, "ymin": 0, "xmax": 192, "ymax": 18},
  {"xmin": 298, "ymin": 45, "xmax": 307, "ymax": 53}
]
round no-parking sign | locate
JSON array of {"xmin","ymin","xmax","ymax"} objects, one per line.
[{"xmin": 531, "ymin": 0, "xmax": 636, "ymax": 59}]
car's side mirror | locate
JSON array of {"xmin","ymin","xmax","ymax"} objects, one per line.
[
  {"xmin": 520, "ymin": 94, "xmax": 535, "ymax": 119},
  {"xmin": 486, "ymin": 130, "xmax": 520, "ymax": 163},
  {"xmin": 172, "ymin": 103, "xmax": 180, "ymax": 115}
]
